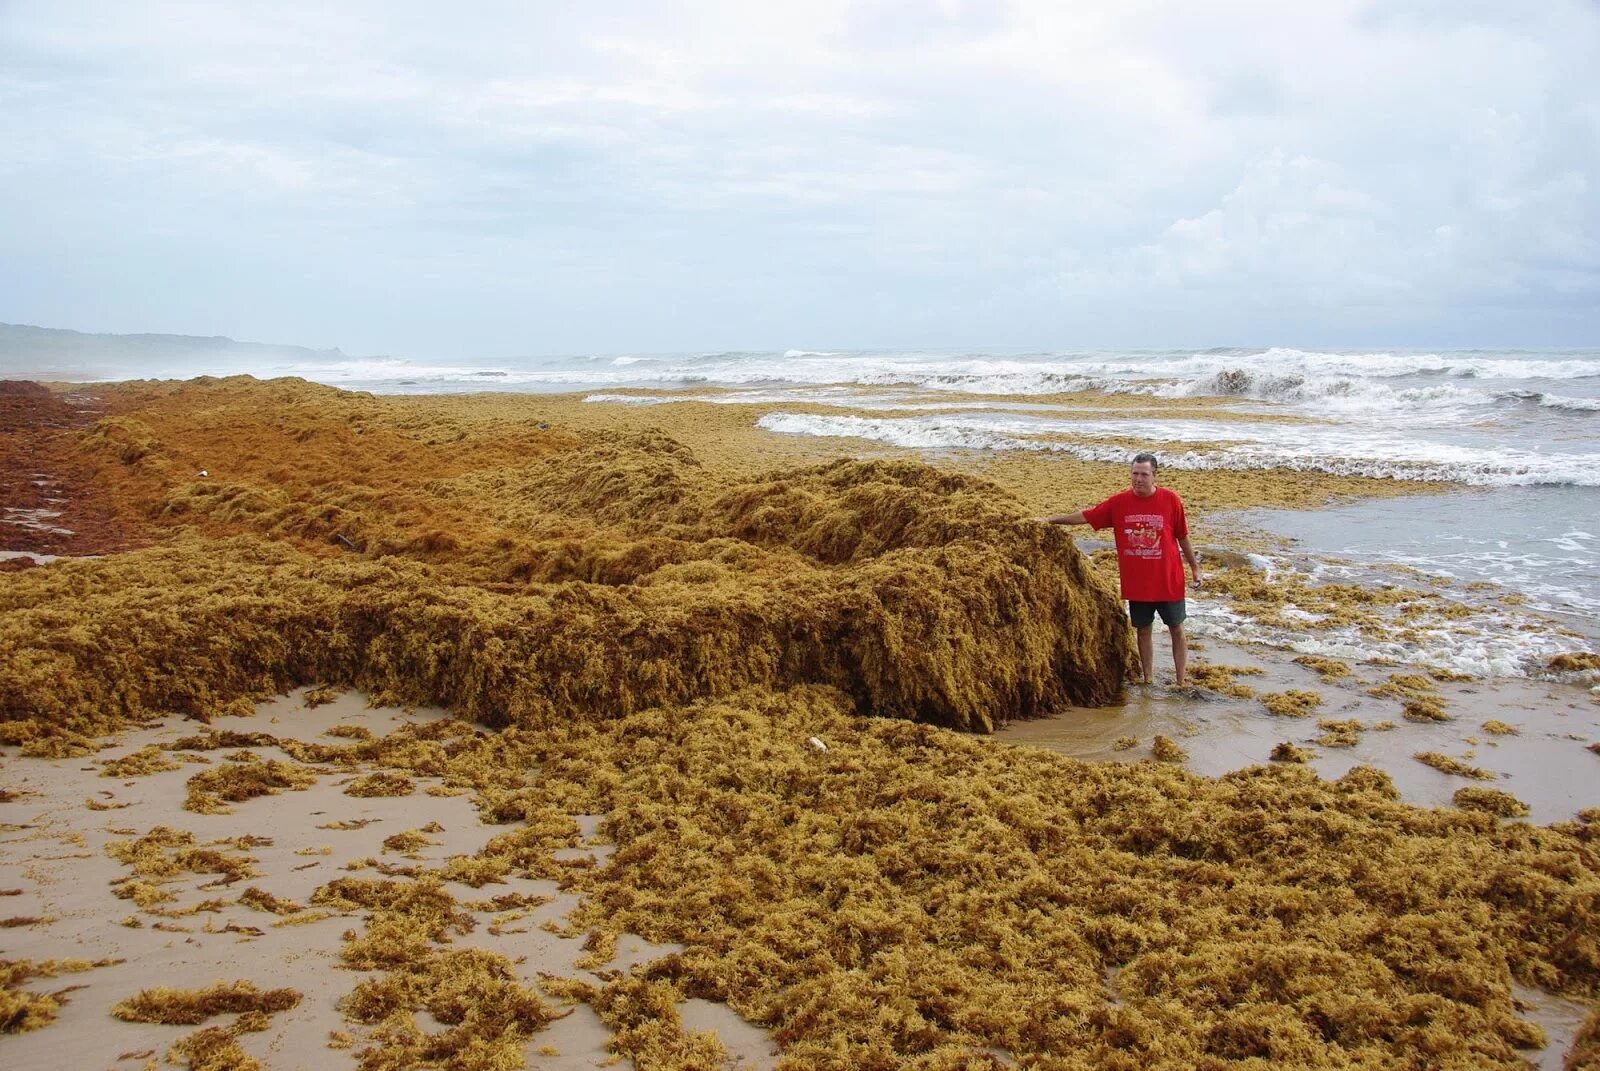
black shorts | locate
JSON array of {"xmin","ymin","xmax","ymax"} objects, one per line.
[{"xmin": 1129, "ymin": 600, "xmax": 1186, "ymax": 628}]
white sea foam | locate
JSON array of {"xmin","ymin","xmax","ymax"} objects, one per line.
[
  {"xmin": 315, "ymin": 349, "xmax": 1600, "ymax": 413},
  {"xmin": 1088, "ymin": 348, "xmax": 1600, "ymax": 382},
  {"xmin": 1113, "ymin": 370, "xmax": 1600, "ymax": 427},
  {"xmin": 582, "ymin": 393, "xmax": 672, "ymax": 406},
  {"xmin": 1533, "ymin": 393, "xmax": 1600, "ymax": 413},
  {"xmin": 754, "ymin": 411, "xmax": 1600, "ymax": 487},
  {"xmin": 1141, "ymin": 370, "xmax": 1499, "ymax": 411},
  {"xmin": 275, "ymin": 357, "xmax": 517, "ymax": 381},
  {"xmin": 1188, "ymin": 600, "xmax": 1571, "ymax": 679},
  {"xmin": 1550, "ymin": 531, "xmax": 1595, "ymax": 550},
  {"xmin": 580, "ymin": 390, "xmax": 1111, "ymax": 415}
]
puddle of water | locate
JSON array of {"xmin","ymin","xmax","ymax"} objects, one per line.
[
  {"xmin": 995, "ymin": 638, "xmax": 1600, "ymax": 824},
  {"xmin": 1514, "ymin": 982, "xmax": 1594, "ymax": 1070}
]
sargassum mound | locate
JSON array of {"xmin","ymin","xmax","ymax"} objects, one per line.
[{"xmin": 0, "ymin": 378, "xmax": 1135, "ymax": 736}]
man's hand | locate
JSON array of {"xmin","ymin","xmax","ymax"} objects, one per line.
[{"xmin": 1178, "ymin": 536, "xmax": 1202, "ymax": 587}]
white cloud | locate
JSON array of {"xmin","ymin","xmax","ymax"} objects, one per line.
[
  {"xmin": 1054, "ymin": 152, "xmax": 1405, "ymax": 299},
  {"xmin": 0, "ymin": 0, "xmax": 1595, "ymax": 353}
]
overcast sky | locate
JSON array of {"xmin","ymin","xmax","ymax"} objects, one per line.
[{"xmin": 1, "ymin": 1, "xmax": 1597, "ymax": 358}]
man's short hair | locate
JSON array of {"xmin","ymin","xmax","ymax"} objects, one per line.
[{"xmin": 1132, "ymin": 452, "xmax": 1158, "ymax": 472}]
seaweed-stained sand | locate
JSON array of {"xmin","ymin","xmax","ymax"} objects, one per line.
[
  {"xmin": 9, "ymin": 681, "xmax": 1600, "ymax": 1069},
  {"xmin": 0, "ymin": 689, "xmax": 775, "ymax": 1069}
]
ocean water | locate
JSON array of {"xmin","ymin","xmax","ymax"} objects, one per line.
[
  {"xmin": 1215, "ymin": 486, "xmax": 1600, "ymax": 675},
  {"xmin": 51, "ymin": 344, "xmax": 1600, "ymax": 677},
  {"xmin": 290, "ymin": 347, "xmax": 1600, "ymax": 478}
]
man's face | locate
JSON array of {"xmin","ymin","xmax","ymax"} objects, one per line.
[{"xmin": 1130, "ymin": 461, "xmax": 1156, "ymax": 497}]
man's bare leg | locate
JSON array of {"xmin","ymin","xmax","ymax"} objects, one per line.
[
  {"xmin": 1136, "ymin": 625, "xmax": 1154, "ymax": 684},
  {"xmin": 1170, "ymin": 622, "xmax": 1187, "ymax": 686}
]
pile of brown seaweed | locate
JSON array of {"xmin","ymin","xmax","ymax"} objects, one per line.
[
  {"xmin": 113, "ymin": 981, "xmax": 303, "ymax": 1070},
  {"xmin": 527, "ymin": 687, "xmax": 1600, "ymax": 1069},
  {"xmin": 0, "ymin": 377, "xmax": 1134, "ymax": 737},
  {"xmin": 289, "ymin": 685, "xmax": 1597, "ymax": 1069}
]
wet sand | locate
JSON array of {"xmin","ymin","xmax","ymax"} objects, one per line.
[
  {"xmin": 0, "ymin": 690, "xmax": 775, "ymax": 1069},
  {"xmin": 997, "ymin": 636, "xmax": 1600, "ymax": 828}
]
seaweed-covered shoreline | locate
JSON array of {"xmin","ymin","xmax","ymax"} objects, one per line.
[
  {"xmin": 3, "ymin": 376, "xmax": 1599, "ymax": 1069},
  {"xmin": 1, "ymin": 377, "xmax": 1134, "ymax": 738}
]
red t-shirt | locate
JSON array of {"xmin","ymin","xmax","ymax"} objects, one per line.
[{"xmin": 1082, "ymin": 487, "xmax": 1189, "ymax": 602}]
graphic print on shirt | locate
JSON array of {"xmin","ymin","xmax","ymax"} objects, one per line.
[{"xmin": 1123, "ymin": 514, "xmax": 1165, "ymax": 558}]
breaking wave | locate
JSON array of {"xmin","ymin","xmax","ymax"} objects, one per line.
[{"xmin": 755, "ymin": 412, "xmax": 1600, "ymax": 488}]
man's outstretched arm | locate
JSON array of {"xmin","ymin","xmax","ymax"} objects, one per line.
[{"xmin": 1038, "ymin": 510, "xmax": 1089, "ymax": 526}]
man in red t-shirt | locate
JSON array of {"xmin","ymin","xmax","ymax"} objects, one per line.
[{"xmin": 1040, "ymin": 453, "xmax": 1204, "ymax": 686}]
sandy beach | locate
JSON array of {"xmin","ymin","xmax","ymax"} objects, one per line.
[
  {"xmin": 1, "ymin": 687, "xmax": 776, "ymax": 1069},
  {"xmin": 4, "ymin": 377, "xmax": 1599, "ymax": 1070}
]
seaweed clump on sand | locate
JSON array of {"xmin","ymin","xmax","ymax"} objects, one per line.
[
  {"xmin": 1315, "ymin": 718, "xmax": 1364, "ymax": 748},
  {"xmin": 542, "ymin": 974, "xmax": 728, "ymax": 1068},
  {"xmin": 106, "ymin": 827, "xmax": 260, "ymax": 908},
  {"xmin": 1149, "ymin": 735, "xmax": 1188, "ymax": 763},
  {"xmin": 1259, "ymin": 689, "xmax": 1323, "ymax": 717},
  {"xmin": 1292, "ymin": 654, "xmax": 1352, "ymax": 681},
  {"xmin": 1415, "ymin": 752, "xmax": 1498, "ymax": 781},
  {"xmin": 311, "ymin": 877, "xmax": 556, "ymax": 1069},
  {"xmin": 1188, "ymin": 662, "xmax": 1263, "ymax": 698},
  {"xmin": 111, "ymin": 980, "xmax": 301, "ymax": 1024},
  {"xmin": 1368, "ymin": 673, "xmax": 1451, "ymax": 722},
  {"xmin": 2, "ymin": 724, "xmax": 100, "ymax": 758},
  {"xmin": 112, "ymin": 980, "xmax": 302, "ymax": 1071},
  {"xmin": 99, "ymin": 744, "xmax": 182, "ymax": 778},
  {"xmin": 183, "ymin": 756, "xmax": 318, "ymax": 813},
  {"xmin": 1, "ymin": 959, "xmax": 105, "ymax": 1033},
  {"xmin": 0, "ymin": 973, "xmax": 60, "ymax": 1034},
  {"xmin": 237, "ymin": 887, "xmax": 305, "ymax": 915},
  {"xmin": 449, "ymin": 685, "xmax": 1600, "ymax": 1070},
  {"xmin": 0, "ymin": 377, "xmax": 1134, "ymax": 737},
  {"xmin": 346, "ymin": 772, "xmax": 415, "ymax": 798},
  {"xmin": 1453, "ymin": 788, "xmax": 1530, "ymax": 818}
]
